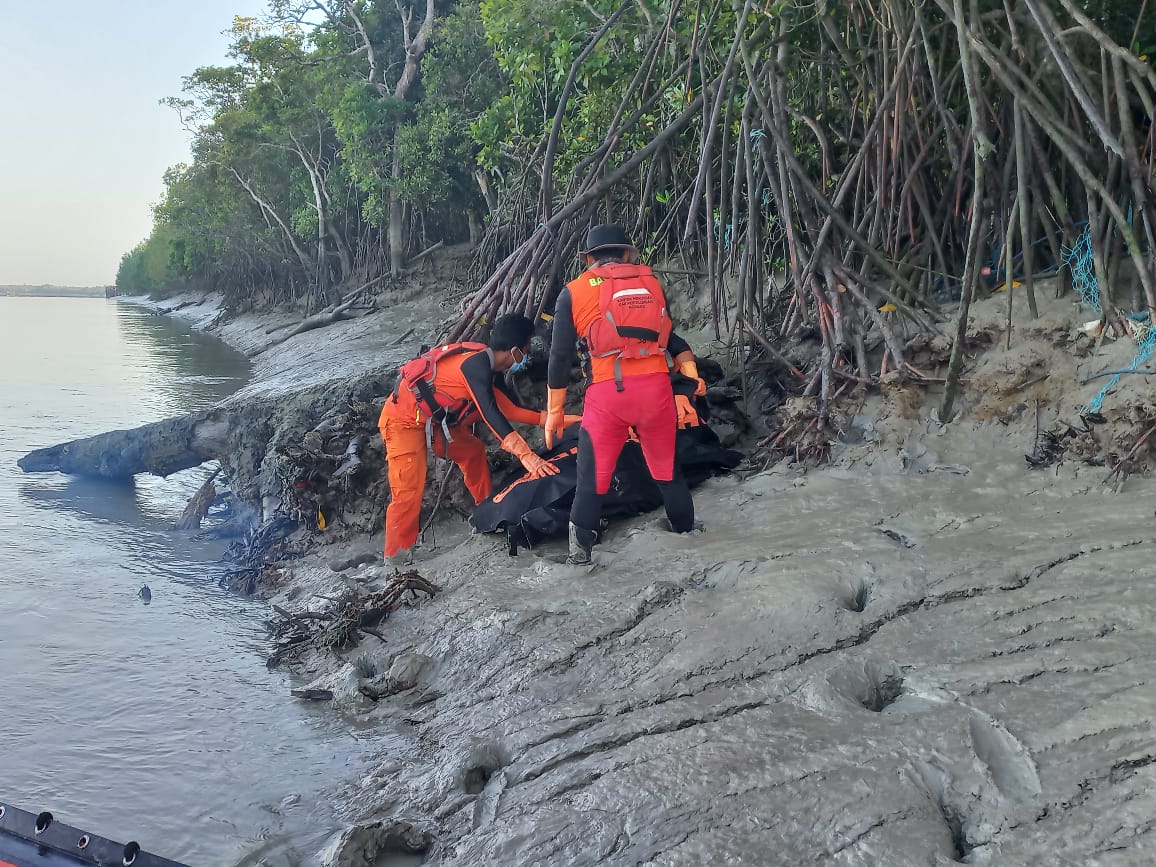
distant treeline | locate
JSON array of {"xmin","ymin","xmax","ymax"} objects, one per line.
[{"xmin": 1, "ymin": 286, "xmax": 110, "ymax": 298}]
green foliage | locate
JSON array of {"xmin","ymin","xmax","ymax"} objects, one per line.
[
  {"xmin": 333, "ymin": 2, "xmax": 503, "ymax": 225},
  {"xmin": 115, "ymin": 245, "xmax": 156, "ymax": 295},
  {"xmin": 126, "ymin": 1, "xmax": 506, "ymax": 306},
  {"xmin": 472, "ymin": 0, "xmax": 744, "ymax": 197},
  {"xmin": 123, "ymin": 0, "xmax": 1156, "ymax": 312},
  {"xmin": 475, "ymin": 0, "xmax": 625, "ymax": 171}
]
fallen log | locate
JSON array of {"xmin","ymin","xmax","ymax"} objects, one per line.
[
  {"xmin": 290, "ymin": 688, "xmax": 334, "ymax": 701},
  {"xmin": 264, "ymin": 295, "xmax": 361, "ymax": 349},
  {"xmin": 403, "ymin": 240, "xmax": 444, "ymax": 273},
  {"xmin": 18, "ymin": 410, "xmax": 229, "ymax": 479}
]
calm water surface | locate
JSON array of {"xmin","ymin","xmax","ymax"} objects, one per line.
[{"xmin": 0, "ymin": 297, "xmax": 379, "ymax": 865}]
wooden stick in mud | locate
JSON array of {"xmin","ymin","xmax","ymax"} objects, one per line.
[
  {"xmin": 1104, "ymin": 419, "xmax": 1156, "ymax": 484},
  {"xmin": 740, "ymin": 318, "xmax": 805, "ymax": 379},
  {"xmin": 1012, "ymin": 100, "xmax": 1038, "ymax": 319},
  {"xmin": 174, "ymin": 467, "xmax": 222, "ymax": 531}
]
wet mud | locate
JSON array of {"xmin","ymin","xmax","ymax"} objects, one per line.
[
  {"xmin": 279, "ymin": 418, "xmax": 1155, "ymax": 866},
  {"xmin": 136, "ymin": 287, "xmax": 1156, "ymax": 864}
]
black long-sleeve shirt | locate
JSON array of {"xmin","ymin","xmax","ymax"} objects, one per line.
[{"xmin": 458, "ymin": 350, "xmax": 540, "ymax": 440}]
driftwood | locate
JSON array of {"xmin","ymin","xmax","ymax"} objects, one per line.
[
  {"xmin": 157, "ymin": 300, "xmax": 199, "ymax": 314},
  {"xmin": 404, "ymin": 241, "xmax": 444, "ymax": 272},
  {"xmin": 265, "ymin": 295, "xmax": 361, "ymax": 349},
  {"xmin": 18, "ymin": 411, "xmax": 229, "ymax": 479},
  {"xmin": 174, "ymin": 468, "xmax": 222, "ymax": 530},
  {"xmin": 756, "ymin": 391, "xmax": 852, "ymax": 469},
  {"xmin": 1103, "ymin": 417, "xmax": 1156, "ymax": 485},
  {"xmin": 223, "ymin": 515, "xmax": 300, "ymax": 575},
  {"xmin": 290, "ymin": 688, "xmax": 334, "ymax": 701},
  {"xmin": 267, "ymin": 570, "xmax": 439, "ymax": 668},
  {"xmin": 1026, "ymin": 416, "xmax": 1103, "ymax": 469},
  {"xmin": 332, "ymin": 435, "xmax": 366, "ymax": 483}
]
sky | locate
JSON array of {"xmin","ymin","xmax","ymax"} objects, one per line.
[{"xmin": 0, "ymin": 0, "xmax": 269, "ymax": 287}]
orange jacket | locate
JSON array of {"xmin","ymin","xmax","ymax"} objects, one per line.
[
  {"xmin": 380, "ymin": 348, "xmax": 540, "ymax": 439},
  {"xmin": 565, "ymin": 270, "xmax": 672, "ymax": 385}
]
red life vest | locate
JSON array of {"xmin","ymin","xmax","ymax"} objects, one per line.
[
  {"xmin": 393, "ymin": 342, "xmax": 489, "ymax": 440},
  {"xmin": 579, "ymin": 263, "xmax": 672, "ymax": 389}
]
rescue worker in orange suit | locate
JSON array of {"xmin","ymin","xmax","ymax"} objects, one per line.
[
  {"xmin": 379, "ymin": 314, "xmax": 581, "ymax": 565},
  {"xmin": 545, "ymin": 224, "xmax": 705, "ymax": 565}
]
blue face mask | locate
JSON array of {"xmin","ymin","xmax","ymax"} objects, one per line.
[{"xmin": 510, "ymin": 348, "xmax": 530, "ymax": 374}]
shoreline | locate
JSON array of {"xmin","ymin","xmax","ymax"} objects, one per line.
[{"xmin": 114, "ymin": 287, "xmax": 1156, "ymax": 865}]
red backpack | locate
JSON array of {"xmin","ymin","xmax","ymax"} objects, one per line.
[
  {"xmin": 393, "ymin": 342, "xmax": 489, "ymax": 441},
  {"xmin": 582, "ymin": 263, "xmax": 672, "ymax": 389}
]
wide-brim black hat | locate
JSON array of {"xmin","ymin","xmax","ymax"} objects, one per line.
[{"xmin": 581, "ymin": 223, "xmax": 636, "ymax": 255}]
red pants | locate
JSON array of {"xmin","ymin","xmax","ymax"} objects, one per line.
[
  {"xmin": 582, "ymin": 372, "xmax": 676, "ymax": 494},
  {"xmin": 379, "ymin": 416, "xmax": 492, "ymax": 556}
]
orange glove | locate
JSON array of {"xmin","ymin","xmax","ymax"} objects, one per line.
[
  {"xmin": 501, "ymin": 431, "xmax": 560, "ymax": 479},
  {"xmin": 543, "ymin": 387, "xmax": 568, "ymax": 449},
  {"xmin": 675, "ymin": 394, "xmax": 700, "ymax": 429},
  {"xmin": 537, "ymin": 412, "xmax": 582, "ymax": 430},
  {"xmin": 676, "ymin": 354, "xmax": 708, "ymax": 397}
]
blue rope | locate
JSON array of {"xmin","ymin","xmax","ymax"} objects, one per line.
[
  {"xmin": 1087, "ymin": 324, "xmax": 1156, "ymax": 413},
  {"xmin": 1060, "ymin": 223, "xmax": 1156, "ymax": 412},
  {"xmin": 713, "ymin": 215, "xmax": 745, "ymax": 250}
]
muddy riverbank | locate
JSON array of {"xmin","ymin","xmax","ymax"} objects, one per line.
[{"xmin": 112, "ymin": 282, "xmax": 1156, "ymax": 865}]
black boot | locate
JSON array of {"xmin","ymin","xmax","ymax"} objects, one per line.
[{"xmin": 566, "ymin": 522, "xmax": 598, "ymax": 565}]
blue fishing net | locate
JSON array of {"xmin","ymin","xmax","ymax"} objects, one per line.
[
  {"xmin": 749, "ymin": 128, "xmax": 773, "ymax": 208},
  {"xmin": 712, "ymin": 214, "xmax": 735, "ymax": 250},
  {"xmin": 1064, "ymin": 224, "xmax": 1100, "ymax": 312},
  {"xmin": 1064, "ymin": 225, "xmax": 1156, "ymax": 411}
]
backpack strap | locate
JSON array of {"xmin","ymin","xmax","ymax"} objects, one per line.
[
  {"xmin": 414, "ymin": 375, "xmax": 455, "ymax": 444},
  {"xmin": 407, "ymin": 343, "xmax": 489, "ymax": 443}
]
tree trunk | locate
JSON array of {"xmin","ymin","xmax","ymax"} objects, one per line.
[
  {"xmin": 229, "ymin": 168, "xmax": 315, "ymax": 278},
  {"xmin": 389, "ymin": 132, "xmax": 406, "ymax": 277},
  {"xmin": 384, "ymin": 0, "xmax": 436, "ymax": 278},
  {"xmin": 474, "ymin": 170, "xmax": 499, "ymax": 215},
  {"xmin": 468, "ymin": 210, "xmax": 484, "ymax": 246},
  {"xmin": 18, "ymin": 412, "xmax": 229, "ymax": 480}
]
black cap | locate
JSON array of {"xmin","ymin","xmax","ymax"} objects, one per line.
[{"xmin": 581, "ymin": 223, "xmax": 635, "ymax": 255}]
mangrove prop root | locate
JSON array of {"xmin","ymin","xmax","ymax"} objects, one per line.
[{"xmin": 443, "ymin": 0, "xmax": 1156, "ymax": 428}]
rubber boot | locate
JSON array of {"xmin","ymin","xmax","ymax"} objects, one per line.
[
  {"xmin": 566, "ymin": 523, "xmax": 598, "ymax": 566},
  {"xmin": 388, "ymin": 547, "xmax": 415, "ymax": 570},
  {"xmin": 659, "ymin": 517, "xmax": 705, "ymax": 534}
]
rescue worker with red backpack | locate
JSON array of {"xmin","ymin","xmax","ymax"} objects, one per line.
[
  {"xmin": 545, "ymin": 224, "xmax": 706, "ymax": 565},
  {"xmin": 379, "ymin": 314, "xmax": 580, "ymax": 565}
]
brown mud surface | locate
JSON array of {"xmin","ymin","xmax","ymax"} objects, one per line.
[{"xmin": 139, "ymin": 275, "xmax": 1156, "ymax": 865}]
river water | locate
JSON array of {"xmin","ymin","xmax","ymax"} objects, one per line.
[{"xmin": 0, "ymin": 297, "xmax": 377, "ymax": 865}]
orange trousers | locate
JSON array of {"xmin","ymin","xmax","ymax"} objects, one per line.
[{"xmin": 379, "ymin": 416, "xmax": 493, "ymax": 557}]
